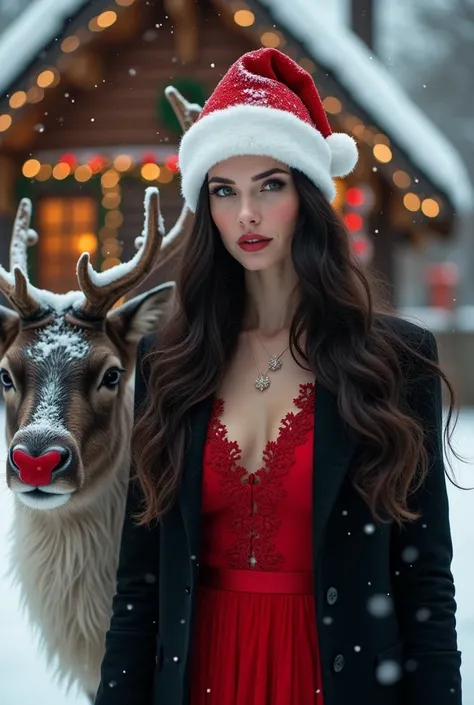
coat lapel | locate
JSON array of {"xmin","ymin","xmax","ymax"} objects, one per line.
[
  {"xmin": 312, "ymin": 383, "xmax": 359, "ymax": 562},
  {"xmin": 179, "ymin": 394, "xmax": 214, "ymax": 560},
  {"xmin": 179, "ymin": 383, "xmax": 360, "ymax": 565}
]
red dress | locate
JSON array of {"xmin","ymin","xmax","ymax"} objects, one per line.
[{"xmin": 190, "ymin": 382, "xmax": 324, "ymax": 705}]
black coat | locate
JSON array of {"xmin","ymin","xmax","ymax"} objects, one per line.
[{"xmin": 94, "ymin": 316, "xmax": 462, "ymax": 705}]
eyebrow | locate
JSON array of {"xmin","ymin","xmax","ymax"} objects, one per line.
[{"xmin": 207, "ymin": 168, "xmax": 290, "ymax": 185}]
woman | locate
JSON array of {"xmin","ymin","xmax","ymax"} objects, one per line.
[{"xmin": 94, "ymin": 48, "xmax": 462, "ymax": 705}]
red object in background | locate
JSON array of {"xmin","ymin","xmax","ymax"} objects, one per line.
[
  {"xmin": 344, "ymin": 212, "xmax": 363, "ymax": 231},
  {"xmin": 351, "ymin": 233, "xmax": 373, "ymax": 265},
  {"xmin": 345, "ymin": 187, "xmax": 365, "ymax": 207},
  {"xmin": 88, "ymin": 155, "xmax": 107, "ymax": 173},
  {"xmin": 58, "ymin": 152, "xmax": 77, "ymax": 168},
  {"xmin": 425, "ymin": 262, "xmax": 459, "ymax": 310},
  {"xmin": 165, "ymin": 154, "xmax": 180, "ymax": 173},
  {"xmin": 141, "ymin": 151, "xmax": 157, "ymax": 164}
]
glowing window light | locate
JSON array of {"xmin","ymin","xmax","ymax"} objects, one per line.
[
  {"xmin": 0, "ymin": 114, "xmax": 12, "ymax": 132},
  {"xmin": 323, "ymin": 97, "xmax": 342, "ymax": 115},
  {"xmin": 75, "ymin": 165, "xmax": 93, "ymax": 182},
  {"xmin": 9, "ymin": 91, "xmax": 27, "ymax": 109},
  {"xmin": 61, "ymin": 36, "xmax": 80, "ymax": 53},
  {"xmin": 421, "ymin": 198, "xmax": 440, "ymax": 218},
  {"xmin": 141, "ymin": 163, "xmax": 161, "ymax": 181},
  {"xmin": 373, "ymin": 144, "xmax": 392, "ymax": 163},
  {"xmin": 116, "ymin": 0, "xmax": 136, "ymax": 5},
  {"xmin": 22, "ymin": 159, "xmax": 41, "ymax": 178},
  {"xmin": 113, "ymin": 154, "xmax": 132, "ymax": 171},
  {"xmin": 261, "ymin": 31, "xmax": 281, "ymax": 48},
  {"xmin": 393, "ymin": 170, "xmax": 411, "ymax": 189},
  {"xmin": 37, "ymin": 70, "xmax": 56, "ymax": 88},
  {"xmin": 403, "ymin": 193, "xmax": 421, "ymax": 212},
  {"xmin": 234, "ymin": 10, "xmax": 255, "ymax": 27},
  {"xmin": 52, "ymin": 163, "xmax": 71, "ymax": 180},
  {"xmin": 77, "ymin": 233, "xmax": 98, "ymax": 254},
  {"xmin": 97, "ymin": 11, "xmax": 118, "ymax": 29}
]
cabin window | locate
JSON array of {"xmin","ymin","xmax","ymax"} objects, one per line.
[{"xmin": 36, "ymin": 196, "xmax": 98, "ymax": 293}]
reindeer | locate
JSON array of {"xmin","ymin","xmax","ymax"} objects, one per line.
[{"xmin": 0, "ymin": 88, "xmax": 200, "ymax": 702}]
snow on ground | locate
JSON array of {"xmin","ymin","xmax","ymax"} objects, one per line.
[{"xmin": 0, "ymin": 405, "xmax": 472, "ymax": 704}]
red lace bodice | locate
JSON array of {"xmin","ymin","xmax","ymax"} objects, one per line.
[{"xmin": 200, "ymin": 382, "xmax": 315, "ymax": 571}]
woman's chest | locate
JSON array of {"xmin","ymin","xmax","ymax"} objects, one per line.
[{"xmin": 214, "ymin": 348, "xmax": 315, "ymax": 476}]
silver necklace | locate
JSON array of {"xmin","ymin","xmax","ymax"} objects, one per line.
[{"xmin": 247, "ymin": 331, "xmax": 290, "ymax": 392}]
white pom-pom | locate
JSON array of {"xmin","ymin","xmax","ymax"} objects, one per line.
[
  {"xmin": 327, "ymin": 133, "xmax": 359, "ymax": 177},
  {"xmin": 27, "ymin": 229, "xmax": 38, "ymax": 246},
  {"xmin": 134, "ymin": 236, "xmax": 144, "ymax": 251}
]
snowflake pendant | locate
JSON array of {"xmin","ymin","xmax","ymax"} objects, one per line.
[
  {"xmin": 268, "ymin": 355, "xmax": 283, "ymax": 371},
  {"xmin": 255, "ymin": 374, "xmax": 270, "ymax": 391}
]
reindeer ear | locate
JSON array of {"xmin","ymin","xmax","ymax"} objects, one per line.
[
  {"xmin": 106, "ymin": 282, "xmax": 175, "ymax": 344},
  {"xmin": 0, "ymin": 304, "xmax": 20, "ymax": 355}
]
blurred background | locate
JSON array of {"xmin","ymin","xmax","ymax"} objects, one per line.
[{"xmin": 0, "ymin": 1, "xmax": 472, "ymax": 703}]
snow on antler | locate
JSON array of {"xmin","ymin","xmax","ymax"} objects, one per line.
[
  {"xmin": 76, "ymin": 187, "xmax": 164, "ymax": 317},
  {"xmin": 0, "ymin": 198, "xmax": 43, "ymax": 319},
  {"xmin": 10, "ymin": 198, "xmax": 38, "ymax": 274}
]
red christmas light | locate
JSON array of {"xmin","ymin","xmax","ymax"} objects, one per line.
[
  {"xmin": 345, "ymin": 187, "xmax": 365, "ymax": 207},
  {"xmin": 352, "ymin": 237, "xmax": 368, "ymax": 256},
  {"xmin": 58, "ymin": 152, "xmax": 77, "ymax": 168},
  {"xmin": 88, "ymin": 155, "xmax": 107, "ymax": 173},
  {"xmin": 165, "ymin": 154, "xmax": 179, "ymax": 173},
  {"xmin": 344, "ymin": 212, "xmax": 363, "ymax": 231},
  {"xmin": 142, "ymin": 151, "xmax": 157, "ymax": 164}
]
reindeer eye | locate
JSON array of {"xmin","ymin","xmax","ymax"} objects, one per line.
[
  {"xmin": 100, "ymin": 367, "xmax": 125, "ymax": 390},
  {"xmin": 0, "ymin": 369, "xmax": 14, "ymax": 390}
]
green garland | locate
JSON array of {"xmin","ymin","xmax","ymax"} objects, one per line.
[{"xmin": 158, "ymin": 78, "xmax": 207, "ymax": 133}]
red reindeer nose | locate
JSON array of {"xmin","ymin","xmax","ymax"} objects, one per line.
[{"xmin": 12, "ymin": 449, "xmax": 63, "ymax": 486}]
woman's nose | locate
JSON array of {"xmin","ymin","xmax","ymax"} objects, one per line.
[{"xmin": 238, "ymin": 201, "xmax": 261, "ymax": 228}]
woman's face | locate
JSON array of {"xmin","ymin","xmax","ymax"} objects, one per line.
[{"xmin": 208, "ymin": 155, "xmax": 300, "ymax": 271}]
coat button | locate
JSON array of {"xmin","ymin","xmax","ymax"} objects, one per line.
[
  {"xmin": 185, "ymin": 586, "xmax": 190, "ymax": 594},
  {"xmin": 327, "ymin": 587, "xmax": 338, "ymax": 605},
  {"xmin": 333, "ymin": 654, "xmax": 345, "ymax": 673}
]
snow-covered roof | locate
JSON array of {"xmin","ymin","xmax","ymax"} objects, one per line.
[
  {"xmin": 259, "ymin": 0, "xmax": 474, "ymax": 215},
  {"xmin": 0, "ymin": 0, "xmax": 89, "ymax": 96}
]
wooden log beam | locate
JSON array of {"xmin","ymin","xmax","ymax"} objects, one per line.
[{"xmin": 164, "ymin": 0, "xmax": 199, "ymax": 64}]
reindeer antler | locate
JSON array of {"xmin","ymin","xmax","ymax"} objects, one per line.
[
  {"xmin": 133, "ymin": 86, "xmax": 201, "ymax": 264},
  {"xmin": 77, "ymin": 188, "xmax": 164, "ymax": 318},
  {"xmin": 77, "ymin": 87, "xmax": 201, "ymax": 318},
  {"xmin": 0, "ymin": 198, "xmax": 42, "ymax": 319}
]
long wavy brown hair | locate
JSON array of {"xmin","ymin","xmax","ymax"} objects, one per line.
[{"xmin": 131, "ymin": 169, "xmax": 461, "ymax": 528}]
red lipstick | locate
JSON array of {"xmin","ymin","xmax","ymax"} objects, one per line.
[{"xmin": 237, "ymin": 233, "xmax": 272, "ymax": 252}]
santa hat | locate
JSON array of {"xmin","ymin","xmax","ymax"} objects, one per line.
[{"xmin": 177, "ymin": 47, "xmax": 358, "ymax": 212}]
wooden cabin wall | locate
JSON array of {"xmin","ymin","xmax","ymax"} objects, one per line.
[{"xmin": 8, "ymin": 0, "xmax": 257, "ymax": 293}]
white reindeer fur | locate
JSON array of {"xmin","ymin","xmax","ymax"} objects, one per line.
[{"xmin": 8, "ymin": 385, "xmax": 133, "ymax": 698}]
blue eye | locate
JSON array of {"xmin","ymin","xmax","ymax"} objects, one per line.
[
  {"xmin": 0, "ymin": 369, "xmax": 14, "ymax": 390},
  {"xmin": 262, "ymin": 179, "xmax": 285, "ymax": 191},
  {"xmin": 209, "ymin": 186, "xmax": 234, "ymax": 198}
]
